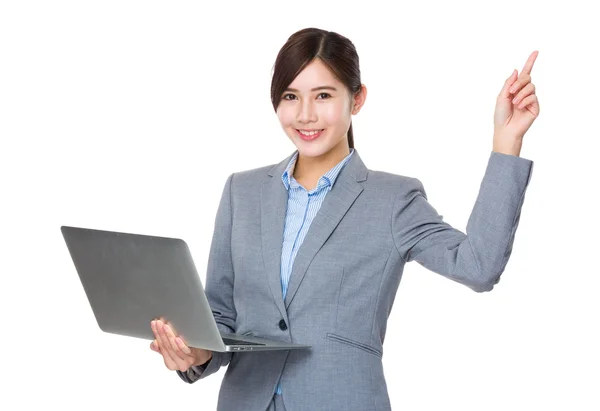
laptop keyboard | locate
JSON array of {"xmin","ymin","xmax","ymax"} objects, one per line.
[{"xmin": 222, "ymin": 337, "xmax": 265, "ymax": 346}]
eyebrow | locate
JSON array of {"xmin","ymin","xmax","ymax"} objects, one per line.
[{"xmin": 284, "ymin": 86, "xmax": 338, "ymax": 93}]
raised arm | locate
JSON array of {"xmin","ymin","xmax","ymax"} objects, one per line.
[{"xmin": 392, "ymin": 152, "xmax": 533, "ymax": 292}]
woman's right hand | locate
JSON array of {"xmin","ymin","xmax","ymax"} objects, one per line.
[{"xmin": 150, "ymin": 319, "xmax": 213, "ymax": 372}]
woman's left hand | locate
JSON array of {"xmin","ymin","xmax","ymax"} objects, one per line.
[{"xmin": 493, "ymin": 50, "xmax": 540, "ymax": 156}]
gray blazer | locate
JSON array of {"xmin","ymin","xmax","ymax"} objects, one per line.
[{"xmin": 176, "ymin": 149, "xmax": 533, "ymax": 411}]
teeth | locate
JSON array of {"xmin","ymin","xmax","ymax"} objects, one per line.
[{"xmin": 298, "ymin": 129, "xmax": 322, "ymax": 136}]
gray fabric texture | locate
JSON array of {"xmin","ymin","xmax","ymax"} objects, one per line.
[{"xmin": 176, "ymin": 149, "xmax": 534, "ymax": 411}]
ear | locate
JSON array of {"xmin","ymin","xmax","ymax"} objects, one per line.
[{"xmin": 351, "ymin": 84, "xmax": 367, "ymax": 115}]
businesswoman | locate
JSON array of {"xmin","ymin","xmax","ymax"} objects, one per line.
[{"xmin": 149, "ymin": 28, "xmax": 539, "ymax": 411}]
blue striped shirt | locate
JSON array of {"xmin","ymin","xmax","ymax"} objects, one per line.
[{"xmin": 274, "ymin": 148, "xmax": 355, "ymax": 395}]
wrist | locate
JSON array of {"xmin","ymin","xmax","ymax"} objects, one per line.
[
  {"xmin": 193, "ymin": 350, "xmax": 213, "ymax": 367},
  {"xmin": 493, "ymin": 136, "xmax": 522, "ymax": 157}
]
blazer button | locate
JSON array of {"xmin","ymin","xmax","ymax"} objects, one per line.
[{"xmin": 278, "ymin": 319, "xmax": 288, "ymax": 331}]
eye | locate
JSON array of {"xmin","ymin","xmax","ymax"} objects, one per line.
[{"xmin": 282, "ymin": 92, "xmax": 331, "ymax": 101}]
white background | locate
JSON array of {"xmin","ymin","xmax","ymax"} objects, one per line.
[{"xmin": 1, "ymin": 1, "xmax": 598, "ymax": 410}]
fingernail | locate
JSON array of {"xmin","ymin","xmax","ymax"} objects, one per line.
[
  {"xmin": 509, "ymin": 87, "xmax": 516, "ymax": 93},
  {"xmin": 512, "ymin": 97, "xmax": 519, "ymax": 104}
]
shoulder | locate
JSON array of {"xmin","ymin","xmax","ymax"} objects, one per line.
[
  {"xmin": 363, "ymin": 169, "xmax": 427, "ymax": 201},
  {"xmin": 224, "ymin": 163, "xmax": 279, "ymax": 195}
]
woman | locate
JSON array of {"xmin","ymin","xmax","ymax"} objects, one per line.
[{"xmin": 149, "ymin": 28, "xmax": 539, "ymax": 411}]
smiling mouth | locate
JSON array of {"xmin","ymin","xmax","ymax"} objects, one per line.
[{"xmin": 296, "ymin": 129, "xmax": 324, "ymax": 140}]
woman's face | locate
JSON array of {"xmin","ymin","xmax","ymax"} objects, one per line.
[{"xmin": 276, "ymin": 58, "xmax": 366, "ymax": 160}]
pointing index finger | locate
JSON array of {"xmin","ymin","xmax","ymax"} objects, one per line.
[{"xmin": 522, "ymin": 50, "xmax": 539, "ymax": 75}]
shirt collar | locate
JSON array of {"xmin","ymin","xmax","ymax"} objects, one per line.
[{"xmin": 281, "ymin": 148, "xmax": 355, "ymax": 192}]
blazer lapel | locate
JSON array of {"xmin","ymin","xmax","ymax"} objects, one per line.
[
  {"xmin": 283, "ymin": 150, "xmax": 368, "ymax": 309},
  {"xmin": 261, "ymin": 152, "xmax": 295, "ymax": 319},
  {"xmin": 261, "ymin": 150, "xmax": 369, "ymax": 314}
]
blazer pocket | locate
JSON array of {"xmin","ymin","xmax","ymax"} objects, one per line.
[
  {"xmin": 234, "ymin": 330, "xmax": 254, "ymax": 337},
  {"xmin": 326, "ymin": 332, "xmax": 382, "ymax": 358}
]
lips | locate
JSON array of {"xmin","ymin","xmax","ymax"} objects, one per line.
[{"xmin": 296, "ymin": 129, "xmax": 324, "ymax": 141}]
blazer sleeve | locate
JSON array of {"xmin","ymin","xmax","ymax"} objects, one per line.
[
  {"xmin": 392, "ymin": 151, "xmax": 534, "ymax": 292},
  {"xmin": 177, "ymin": 173, "xmax": 237, "ymax": 383}
]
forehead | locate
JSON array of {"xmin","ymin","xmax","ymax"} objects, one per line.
[{"xmin": 287, "ymin": 59, "xmax": 343, "ymax": 91}]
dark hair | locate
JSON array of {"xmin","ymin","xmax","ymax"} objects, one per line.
[{"xmin": 270, "ymin": 28, "xmax": 362, "ymax": 149}]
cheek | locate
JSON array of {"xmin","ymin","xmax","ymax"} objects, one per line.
[
  {"xmin": 277, "ymin": 101, "xmax": 350, "ymax": 129},
  {"xmin": 321, "ymin": 101, "xmax": 349, "ymax": 126},
  {"xmin": 276, "ymin": 108, "xmax": 293, "ymax": 127}
]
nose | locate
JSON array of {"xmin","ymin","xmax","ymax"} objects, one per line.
[{"xmin": 297, "ymin": 99, "xmax": 317, "ymax": 124}]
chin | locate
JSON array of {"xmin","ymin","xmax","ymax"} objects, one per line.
[{"xmin": 295, "ymin": 145, "xmax": 334, "ymax": 158}]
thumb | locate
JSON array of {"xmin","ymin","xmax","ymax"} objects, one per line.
[{"xmin": 499, "ymin": 69, "xmax": 518, "ymax": 99}]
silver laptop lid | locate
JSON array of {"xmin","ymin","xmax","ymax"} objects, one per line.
[{"xmin": 61, "ymin": 225, "xmax": 227, "ymax": 352}]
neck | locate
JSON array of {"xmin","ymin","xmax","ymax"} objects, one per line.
[{"xmin": 293, "ymin": 140, "xmax": 350, "ymax": 183}]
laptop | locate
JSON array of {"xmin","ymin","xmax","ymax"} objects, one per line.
[{"xmin": 61, "ymin": 225, "xmax": 311, "ymax": 353}]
